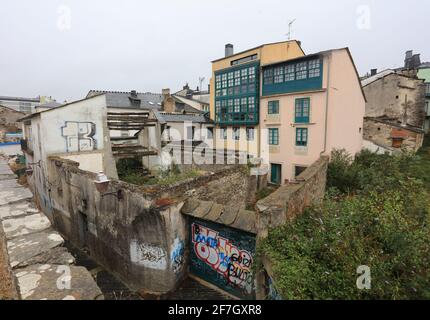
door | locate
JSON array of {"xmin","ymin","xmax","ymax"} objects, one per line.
[{"xmin": 270, "ymin": 164, "xmax": 282, "ymax": 185}]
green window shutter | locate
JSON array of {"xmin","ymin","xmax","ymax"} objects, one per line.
[
  {"xmin": 296, "ymin": 128, "xmax": 308, "ymax": 146},
  {"xmin": 268, "ymin": 101, "xmax": 279, "ymax": 114},
  {"xmin": 295, "ymin": 98, "xmax": 310, "ymax": 123},
  {"xmin": 268, "ymin": 128, "xmax": 279, "ymax": 145}
]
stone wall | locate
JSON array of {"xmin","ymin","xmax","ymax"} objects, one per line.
[
  {"xmin": 363, "ymin": 118, "xmax": 424, "ymax": 152},
  {"xmin": 43, "ymin": 155, "xmax": 249, "ymax": 295},
  {"xmin": 0, "ymin": 222, "xmax": 20, "ymax": 300},
  {"xmin": 256, "ymin": 156, "xmax": 329, "ymax": 237},
  {"xmin": 0, "ymin": 106, "xmax": 24, "ymax": 134},
  {"xmin": 255, "ymin": 156, "xmax": 329, "ymax": 299},
  {"xmin": 363, "ymin": 73, "xmax": 426, "ymax": 128}
]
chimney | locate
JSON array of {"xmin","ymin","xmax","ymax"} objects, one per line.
[
  {"xmin": 371, "ymin": 68, "xmax": 378, "ymax": 76},
  {"xmin": 225, "ymin": 44, "xmax": 234, "ymax": 57},
  {"xmin": 162, "ymin": 88, "xmax": 175, "ymax": 113},
  {"xmin": 162, "ymin": 88, "xmax": 171, "ymax": 98},
  {"xmin": 405, "ymin": 50, "xmax": 413, "ymax": 69}
]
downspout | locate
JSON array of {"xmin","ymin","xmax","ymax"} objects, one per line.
[{"xmin": 321, "ymin": 53, "xmax": 332, "ymax": 156}]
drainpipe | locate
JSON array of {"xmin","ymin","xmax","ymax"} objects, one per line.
[{"xmin": 321, "ymin": 53, "xmax": 332, "ymax": 156}]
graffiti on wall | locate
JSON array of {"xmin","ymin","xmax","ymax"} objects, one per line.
[
  {"xmin": 170, "ymin": 238, "xmax": 185, "ymax": 274},
  {"xmin": 190, "ymin": 219, "xmax": 256, "ymax": 299},
  {"xmin": 61, "ymin": 121, "xmax": 96, "ymax": 152},
  {"xmin": 130, "ymin": 240, "xmax": 167, "ymax": 270}
]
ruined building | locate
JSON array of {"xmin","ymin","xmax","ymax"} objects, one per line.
[{"xmin": 362, "ymin": 70, "xmax": 426, "ymax": 152}]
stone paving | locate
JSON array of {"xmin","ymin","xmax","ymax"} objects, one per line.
[{"xmin": 0, "ymin": 157, "xmax": 103, "ymax": 300}]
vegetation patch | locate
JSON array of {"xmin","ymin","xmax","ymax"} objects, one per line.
[{"xmin": 260, "ymin": 141, "xmax": 430, "ymax": 299}]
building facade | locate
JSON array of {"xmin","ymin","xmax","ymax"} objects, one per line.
[
  {"xmin": 210, "ymin": 42, "xmax": 365, "ymax": 184},
  {"xmin": 210, "ymin": 41, "xmax": 306, "ymax": 158},
  {"xmin": 0, "ymin": 95, "xmax": 56, "ymax": 113},
  {"xmin": 260, "ymin": 48, "xmax": 365, "ymax": 183}
]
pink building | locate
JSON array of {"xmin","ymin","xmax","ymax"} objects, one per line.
[{"xmin": 260, "ymin": 48, "xmax": 365, "ymax": 184}]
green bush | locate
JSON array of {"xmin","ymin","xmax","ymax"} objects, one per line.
[{"xmin": 261, "ymin": 146, "xmax": 430, "ymax": 300}]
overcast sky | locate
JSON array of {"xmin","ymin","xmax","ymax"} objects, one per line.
[{"xmin": 1, "ymin": 0, "xmax": 428, "ymax": 102}]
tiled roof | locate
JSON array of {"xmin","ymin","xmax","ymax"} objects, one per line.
[
  {"xmin": 153, "ymin": 111, "xmax": 212, "ymax": 124},
  {"xmin": 361, "ymin": 69, "xmax": 396, "ymax": 87},
  {"xmin": 87, "ymin": 90, "xmax": 163, "ymax": 110}
]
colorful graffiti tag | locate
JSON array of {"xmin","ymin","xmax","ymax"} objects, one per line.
[
  {"xmin": 170, "ymin": 238, "xmax": 185, "ymax": 274},
  {"xmin": 189, "ymin": 219, "xmax": 256, "ymax": 299}
]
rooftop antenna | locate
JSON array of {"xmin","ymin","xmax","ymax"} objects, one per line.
[{"xmin": 286, "ymin": 19, "xmax": 296, "ymax": 40}]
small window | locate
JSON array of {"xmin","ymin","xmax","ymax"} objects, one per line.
[
  {"xmin": 296, "ymin": 62, "xmax": 308, "ymax": 80},
  {"xmin": 268, "ymin": 101, "xmax": 279, "ymax": 114},
  {"xmin": 264, "ymin": 68, "xmax": 274, "ymax": 85},
  {"xmin": 246, "ymin": 127, "xmax": 255, "ymax": 141},
  {"xmin": 232, "ymin": 127, "xmax": 240, "ymax": 140},
  {"xmin": 296, "ymin": 128, "xmax": 308, "ymax": 146},
  {"xmin": 308, "ymin": 59, "xmax": 321, "ymax": 78},
  {"xmin": 285, "ymin": 64, "xmax": 295, "ymax": 81},
  {"xmin": 274, "ymin": 67, "xmax": 284, "ymax": 83},
  {"xmin": 295, "ymin": 166, "xmax": 307, "ymax": 177},
  {"xmin": 268, "ymin": 128, "xmax": 279, "ymax": 145},
  {"xmin": 295, "ymin": 98, "xmax": 310, "ymax": 123}
]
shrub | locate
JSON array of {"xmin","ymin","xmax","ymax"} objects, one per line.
[{"xmin": 260, "ymin": 145, "xmax": 430, "ymax": 299}]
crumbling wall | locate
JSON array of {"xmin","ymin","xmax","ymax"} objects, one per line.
[
  {"xmin": 363, "ymin": 73, "xmax": 426, "ymax": 128},
  {"xmin": 363, "ymin": 119, "xmax": 424, "ymax": 152},
  {"xmin": 44, "ymin": 156, "xmax": 248, "ymax": 295}
]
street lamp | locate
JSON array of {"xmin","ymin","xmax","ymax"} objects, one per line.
[{"xmin": 93, "ymin": 171, "xmax": 124, "ymax": 200}]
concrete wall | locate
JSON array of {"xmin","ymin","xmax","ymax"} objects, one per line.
[
  {"xmin": 24, "ymin": 94, "xmax": 117, "ymax": 220},
  {"xmin": 44, "ymin": 156, "xmax": 249, "ymax": 295}
]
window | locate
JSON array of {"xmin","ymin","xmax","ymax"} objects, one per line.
[
  {"xmin": 227, "ymin": 100, "xmax": 234, "ymax": 113},
  {"xmin": 296, "ymin": 62, "xmax": 308, "ymax": 80},
  {"xmin": 248, "ymin": 97, "xmax": 255, "ymax": 112},
  {"xmin": 241, "ymin": 68, "xmax": 248, "ymax": 83},
  {"xmin": 246, "ymin": 127, "xmax": 255, "ymax": 141},
  {"xmin": 274, "ymin": 67, "xmax": 284, "ymax": 83},
  {"xmin": 233, "ymin": 127, "xmax": 240, "ymax": 140},
  {"xmin": 264, "ymin": 68, "xmax": 274, "ymax": 85},
  {"xmin": 231, "ymin": 54, "xmax": 258, "ymax": 66},
  {"xmin": 220, "ymin": 127, "xmax": 227, "ymax": 140},
  {"xmin": 234, "ymin": 70, "xmax": 241, "ymax": 86},
  {"xmin": 249, "ymin": 67, "xmax": 256, "ymax": 83},
  {"xmin": 268, "ymin": 128, "xmax": 279, "ymax": 145},
  {"xmin": 228, "ymin": 72, "xmax": 234, "ymax": 87},
  {"xmin": 234, "ymin": 99, "xmax": 241, "ymax": 112},
  {"xmin": 295, "ymin": 98, "xmax": 310, "ymax": 123},
  {"xmin": 268, "ymin": 101, "xmax": 279, "ymax": 114},
  {"xmin": 221, "ymin": 74, "xmax": 227, "ymax": 88},
  {"xmin": 285, "ymin": 64, "xmax": 295, "ymax": 81},
  {"xmin": 308, "ymin": 59, "xmax": 321, "ymax": 78},
  {"xmin": 296, "ymin": 128, "xmax": 308, "ymax": 146},
  {"xmin": 295, "ymin": 166, "xmax": 307, "ymax": 177}
]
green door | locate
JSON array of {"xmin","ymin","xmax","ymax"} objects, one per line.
[{"xmin": 270, "ymin": 164, "xmax": 282, "ymax": 184}]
